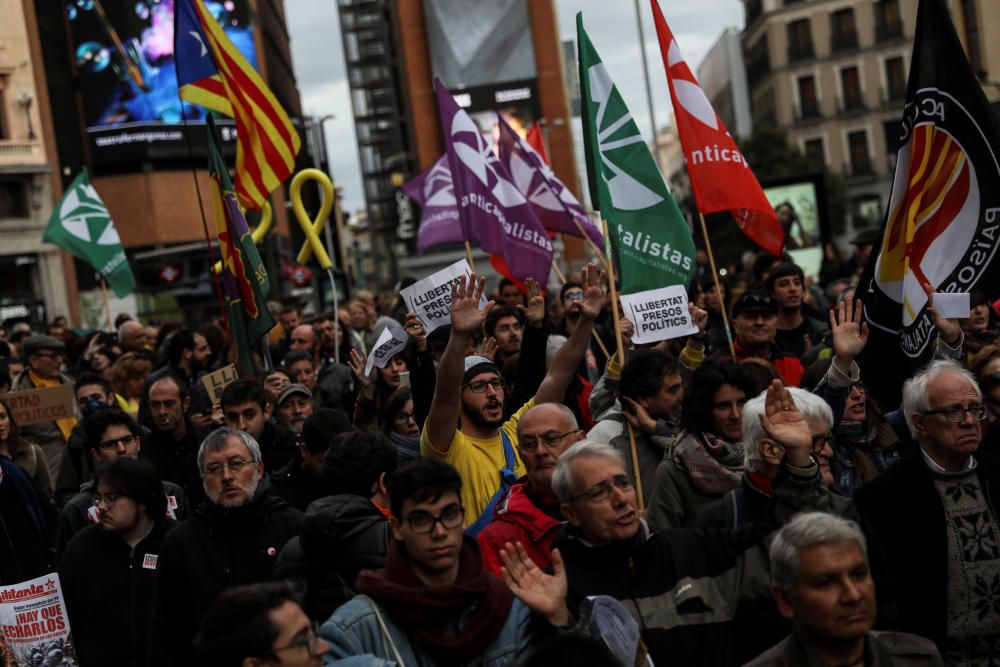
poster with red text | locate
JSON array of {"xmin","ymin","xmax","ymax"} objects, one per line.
[{"xmin": 0, "ymin": 574, "xmax": 77, "ymax": 666}]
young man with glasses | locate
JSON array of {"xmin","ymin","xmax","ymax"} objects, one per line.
[
  {"xmin": 421, "ymin": 266, "xmax": 605, "ymax": 530},
  {"xmin": 195, "ymin": 581, "xmax": 331, "ymax": 667},
  {"xmin": 56, "ymin": 409, "xmax": 186, "ymax": 554},
  {"xmin": 59, "ymin": 457, "xmax": 175, "ymax": 666},
  {"xmin": 854, "ymin": 359, "xmax": 1000, "ymax": 664},
  {"xmin": 477, "ymin": 403, "xmax": 584, "ymax": 575},
  {"xmin": 152, "ymin": 427, "xmax": 302, "ymax": 666},
  {"xmin": 320, "ymin": 458, "xmax": 571, "ymax": 665}
]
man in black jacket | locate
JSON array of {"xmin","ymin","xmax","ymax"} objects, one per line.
[
  {"xmin": 60, "ymin": 458, "xmax": 174, "ymax": 667},
  {"xmin": 141, "ymin": 373, "xmax": 207, "ymax": 503},
  {"xmin": 270, "ymin": 408, "xmax": 352, "ymax": 511},
  {"xmin": 854, "ymin": 359, "xmax": 1000, "ymax": 664},
  {"xmin": 152, "ymin": 427, "xmax": 302, "ymax": 666},
  {"xmin": 542, "ymin": 380, "xmax": 830, "ymax": 666},
  {"xmin": 275, "ymin": 429, "xmax": 397, "ymax": 620}
]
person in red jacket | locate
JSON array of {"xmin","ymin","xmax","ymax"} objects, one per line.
[{"xmin": 478, "ymin": 403, "xmax": 584, "ymax": 575}]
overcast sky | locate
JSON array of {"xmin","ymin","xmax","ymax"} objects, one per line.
[{"xmin": 285, "ymin": 0, "xmax": 744, "ymax": 216}]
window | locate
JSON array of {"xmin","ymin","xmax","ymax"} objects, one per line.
[
  {"xmin": 797, "ymin": 76, "xmax": 820, "ymax": 119},
  {"xmin": 787, "ymin": 19, "xmax": 814, "ymax": 62},
  {"xmin": 875, "ymin": 0, "xmax": 903, "ymax": 41},
  {"xmin": 840, "ymin": 66, "xmax": 864, "ymax": 111},
  {"xmin": 831, "ymin": 8, "xmax": 858, "ymax": 51},
  {"xmin": 961, "ymin": 0, "xmax": 985, "ymax": 78},
  {"xmin": 0, "ymin": 181, "xmax": 28, "ymax": 218},
  {"xmin": 848, "ymin": 131, "xmax": 872, "ymax": 176},
  {"xmin": 885, "ymin": 57, "xmax": 906, "ymax": 102},
  {"xmin": 746, "ymin": 36, "xmax": 770, "ymax": 87},
  {"xmin": 804, "ymin": 138, "xmax": 825, "ymax": 166}
]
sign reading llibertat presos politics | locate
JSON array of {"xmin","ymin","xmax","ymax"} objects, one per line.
[
  {"xmin": 620, "ymin": 285, "xmax": 698, "ymax": 345},
  {"xmin": 365, "ymin": 326, "xmax": 409, "ymax": 377},
  {"xmin": 400, "ymin": 259, "xmax": 487, "ymax": 334}
]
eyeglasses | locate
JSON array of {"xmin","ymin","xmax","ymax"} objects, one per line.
[
  {"xmin": 91, "ymin": 492, "xmax": 122, "ymax": 508},
  {"xmin": 518, "ymin": 429, "xmax": 580, "ymax": 453},
  {"xmin": 922, "ymin": 404, "xmax": 988, "ymax": 423},
  {"xmin": 394, "ymin": 411, "xmax": 415, "ymax": 422},
  {"xmin": 564, "ymin": 292, "xmax": 584, "ymax": 302},
  {"xmin": 404, "ymin": 504, "xmax": 465, "ymax": 533},
  {"xmin": 464, "ymin": 378, "xmax": 504, "ymax": 393},
  {"xmin": 98, "ymin": 434, "xmax": 136, "ymax": 450},
  {"xmin": 272, "ymin": 623, "xmax": 326, "ymax": 657},
  {"xmin": 568, "ymin": 474, "xmax": 633, "ymax": 503},
  {"xmin": 202, "ymin": 458, "xmax": 256, "ymax": 477}
]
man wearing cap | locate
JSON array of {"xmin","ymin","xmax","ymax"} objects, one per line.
[
  {"xmin": 11, "ymin": 334, "xmax": 77, "ymax": 476},
  {"xmin": 275, "ymin": 383, "xmax": 314, "ymax": 435},
  {"xmin": 848, "ymin": 228, "xmax": 879, "ymax": 275},
  {"xmin": 766, "ymin": 262, "xmax": 830, "ymax": 360},
  {"xmin": 421, "ymin": 266, "xmax": 605, "ymax": 532},
  {"xmin": 720, "ymin": 290, "xmax": 804, "ymax": 387}
]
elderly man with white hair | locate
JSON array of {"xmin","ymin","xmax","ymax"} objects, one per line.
[
  {"xmin": 744, "ymin": 512, "xmax": 942, "ymax": 666},
  {"xmin": 854, "ymin": 359, "xmax": 1000, "ymax": 665},
  {"xmin": 151, "ymin": 427, "xmax": 303, "ymax": 666}
]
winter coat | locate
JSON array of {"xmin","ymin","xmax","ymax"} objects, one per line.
[
  {"xmin": 743, "ymin": 630, "xmax": 943, "ymax": 667},
  {"xmin": 269, "ymin": 457, "xmax": 328, "ymax": 512},
  {"xmin": 477, "ymin": 481, "xmax": 562, "ymax": 576}
]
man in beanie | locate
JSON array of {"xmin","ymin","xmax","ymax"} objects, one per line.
[{"xmin": 421, "ymin": 266, "xmax": 605, "ymax": 533}]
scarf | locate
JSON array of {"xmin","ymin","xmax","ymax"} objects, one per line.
[
  {"xmin": 673, "ymin": 432, "xmax": 745, "ymax": 496},
  {"xmin": 389, "ymin": 431, "xmax": 421, "ymax": 461},
  {"xmin": 356, "ymin": 536, "xmax": 514, "ymax": 665}
]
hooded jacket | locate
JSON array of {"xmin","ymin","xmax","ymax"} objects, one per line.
[
  {"xmin": 477, "ymin": 481, "xmax": 562, "ymax": 576},
  {"xmin": 275, "ymin": 494, "xmax": 390, "ymax": 621}
]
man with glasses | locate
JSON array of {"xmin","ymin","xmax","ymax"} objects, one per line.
[
  {"xmin": 195, "ymin": 581, "xmax": 331, "ymax": 667},
  {"xmin": 59, "ymin": 457, "xmax": 175, "ymax": 666},
  {"xmin": 477, "ymin": 403, "xmax": 583, "ymax": 575},
  {"xmin": 56, "ymin": 409, "xmax": 186, "ymax": 554},
  {"xmin": 854, "ymin": 359, "xmax": 1000, "ymax": 664},
  {"xmin": 534, "ymin": 379, "xmax": 833, "ymax": 666},
  {"xmin": 11, "ymin": 334, "xmax": 77, "ymax": 477},
  {"xmin": 320, "ymin": 458, "xmax": 571, "ymax": 664},
  {"xmin": 153, "ymin": 427, "xmax": 303, "ymax": 666}
]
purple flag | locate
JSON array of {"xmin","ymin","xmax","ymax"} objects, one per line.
[
  {"xmin": 496, "ymin": 117, "xmax": 605, "ymax": 250},
  {"xmin": 401, "ymin": 155, "xmax": 463, "ymax": 254},
  {"xmin": 434, "ymin": 79, "xmax": 554, "ymax": 284}
]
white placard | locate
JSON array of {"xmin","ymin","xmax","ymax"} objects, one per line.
[
  {"xmin": 620, "ymin": 285, "xmax": 699, "ymax": 345},
  {"xmin": 364, "ymin": 326, "xmax": 409, "ymax": 377},
  {"xmin": 933, "ymin": 292, "xmax": 971, "ymax": 319},
  {"xmin": 399, "ymin": 259, "xmax": 487, "ymax": 334}
]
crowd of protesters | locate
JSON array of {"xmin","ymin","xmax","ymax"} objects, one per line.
[{"xmin": 0, "ymin": 230, "xmax": 996, "ymax": 666}]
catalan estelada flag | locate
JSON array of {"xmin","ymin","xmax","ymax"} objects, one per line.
[
  {"xmin": 206, "ymin": 116, "xmax": 275, "ymax": 378},
  {"xmin": 175, "ymin": 0, "xmax": 300, "ymax": 209}
]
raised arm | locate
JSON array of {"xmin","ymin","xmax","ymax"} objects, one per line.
[
  {"xmin": 534, "ymin": 264, "xmax": 606, "ymax": 405},
  {"xmin": 423, "ymin": 275, "xmax": 494, "ymax": 452}
]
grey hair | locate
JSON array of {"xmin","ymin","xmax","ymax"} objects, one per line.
[
  {"xmin": 518, "ymin": 402, "xmax": 579, "ymax": 437},
  {"xmin": 743, "ymin": 387, "xmax": 834, "ymax": 474},
  {"xmin": 551, "ymin": 440, "xmax": 623, "ymax": 503},
  {"xmin": 197, "ymin": 427, "xmax": 263, "ymax": 470},
  {"xmin": 770, "ymin": 512, "xmax": 868, "ymax": 591},
  {"xmin": 902, "ymin": 359, "xmax": 981, "ymax": 438}
]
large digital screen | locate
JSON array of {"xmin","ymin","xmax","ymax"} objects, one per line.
[
  {"xmin": 762, "ymin": 175, "xmax": 830, "ymax": 281},
  {"xmin": 65, "ymin": 0, "xmax": 255, "ymax": 164}
]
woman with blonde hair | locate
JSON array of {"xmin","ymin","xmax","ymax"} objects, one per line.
[{"xmin": 108, "ymin": 352, "xmax": 153, "ymax": 419}]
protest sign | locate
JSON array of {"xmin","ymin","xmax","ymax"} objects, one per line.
[
  {"xmin": 0, "ymin": 574, "xmax": 78, "ymax": 666},
  {"xmin": 364, "ymin": 326, "xmax": 409, "ymax": 377},
  {"xmin": 400, "ymin": 259, "xmax": 486, "ymax": 334},
  {"xmin": 0, "ymin": 385, "xmax": 75, "ymax": 427},
  {"xmin": 201, "ymin": 364, "xmax": 239, "ymax": 406},
  {"xmin": 620, "ymin": 285, "xmax": 698, "ymax": 344}
]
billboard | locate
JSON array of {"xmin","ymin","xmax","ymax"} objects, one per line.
[
  {"xmin": 65, "ymin": 0, "xmax": 255, "ymax": 164},
  {"xmin": 762, "ymin": 174, "xmax": 830, "ymax": 281}
]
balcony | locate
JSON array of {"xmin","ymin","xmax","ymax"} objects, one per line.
[
  {"xmin": 838, "ymin": 93, "xmax": 867, "ymax": 114},
  {"xmin": 0, "ymin": 140, "xmax": 43, "ymax": 166},
  {"xmin": 795, "ymin": 100, "xmax": 822, "ymax": 122},
  {"xmin": 881, "ymin": 84, "xmax": 906, "ymax": 107},
  {"xmin": 844, "ymin": 158, "xmax": 875, "ymax": 180},
  {"xmin": 788, "ymin": 42, "xmax": 815, "ymax": 63},
  {"xmin": 831, "ymin": 30, "xmax": 858, "ymax": 52},
  {"xmin": 876, "ymin": 19, "xmax": 904, "ymax": 42}
]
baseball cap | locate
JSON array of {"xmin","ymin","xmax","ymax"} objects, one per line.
[
  {"xmin": 276, "ymin": 383, "xmax": 312, "ymax": 406},
  {"xmin": 731, "ymin": 290, "xmax": 777, "ymax": 319}
]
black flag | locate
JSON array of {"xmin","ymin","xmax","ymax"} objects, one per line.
[{"xmin": 859, "ymin": 0, "xmax": 1000, "ymax": 406}]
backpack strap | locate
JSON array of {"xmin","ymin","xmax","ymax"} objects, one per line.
[{"xmin": 465, "ymin": 430, "xmax": 518, "ymax": 537}]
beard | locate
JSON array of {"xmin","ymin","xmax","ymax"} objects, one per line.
[
  {"xmin": 461, "ymin": 397, "xmax": 505, "ymax": 430},
  {"xmin": 207, "ymin": 471, "xmax": 261, "ymax": 508}
]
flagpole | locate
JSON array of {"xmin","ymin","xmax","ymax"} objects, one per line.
[
  {"xmin": 573, "ymin": 217, "xmax": 610, "ymax": 270},
  {"xmin": 99, "ymin": 276, "xmax": 113, "ymax": 332},
  {"xmin": 550, "ymin": 259, "xmax": 566, "ymax": 283},
  {"xmin": 601, "ymin": 218, "xmax": 645, "ymax": 510},
  {"xmin": 464, "ymin": 241, "xmax": 476, "ymax": 272},
  {"xmin": 325, "ymin": 267, "xmax": 340, "ymax": 365},
  {"xmin": 698, "ymin": 212, "xmax": 736, "ymax": 358}
]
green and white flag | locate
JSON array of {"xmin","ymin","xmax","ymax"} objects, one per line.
[
  {"xmin": 577, "ymin": 13, "xmax": 695, "ymax": 293},
  {"xmin": 43, "ymin": 168, "xmax": 135, "ymax": 298}
]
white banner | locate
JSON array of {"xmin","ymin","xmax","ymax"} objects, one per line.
[
  {"xmin": 365, "ymin": 326, "xmax": 409, "ymax": 377},
  {"xmin": 399, "ymin": 259, "xmax": 486, "ymax": 334},
  {"xmin": 0, "ymin": 574, "xmax": 78, "ymax": 666},
  {"xmin": 620, "ymin": 285, "xmax": 698, "ymax": 345}
]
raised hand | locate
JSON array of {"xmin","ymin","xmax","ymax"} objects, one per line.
[
  {"xmin": 688, "ymin": 302, "xmax": 708, "ymax": 334},
  {"xmin": 450, "ymin": 274, "xmax": 494, "ymax": 336},
  {"xmin": 348, "ymin": 348, "xmax": 376, "ymax": 397},
  {"xmin": 829, "ymin": 297, "xmax": 869, "ymax": 368},
  {"xmin": 518, "ymin": 277, "xmax": 545, "ymax": 326},
  {"xmin": 404, "ymin": 312, "xmax": 427, "ymax": 352},
  {"xmin": 499, "ymin": 542, "xmax": 570, "ymax": 627},
  {"xmin": 759, "ymin": 379, "xmax": 812, "ymax": 467},
  {"xmin": 476, "ymin": 336, "xmax": 498, "ymax": 360},
  {"xmin": 620, "ymin": 317, "xmax": 635, "ymax": 348},
  {"xmin": 922, "ymin": 283, "xmax": 962, "ymax": 345},
  {"xmin": 622, "ymin": 397, "xmax": 657, "ymax": 434},
  {"xmin": 573, "ymin": 263, "xmax": 607, "ymax": 322}
]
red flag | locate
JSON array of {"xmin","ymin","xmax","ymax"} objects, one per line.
[
  {"xmin": 526, "ymin": 122, "xmax": 549, "ymax": 165},
  {"xmin": 650, "ymin": 0, "xmax": 784, "ymax": 256}
]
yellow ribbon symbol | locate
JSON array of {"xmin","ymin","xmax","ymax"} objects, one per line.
[
  {"xmin": 211, "ymin": 201, "xmax": 273, "ymax": 275},
  {"xmin": 290, "ymin": 169, "xmax": 334, "ymax": 270}
]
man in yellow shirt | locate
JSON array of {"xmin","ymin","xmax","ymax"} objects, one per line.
[{"xmin": 421, "ymin": 265, "xmax": 606, "ymax": 531}]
